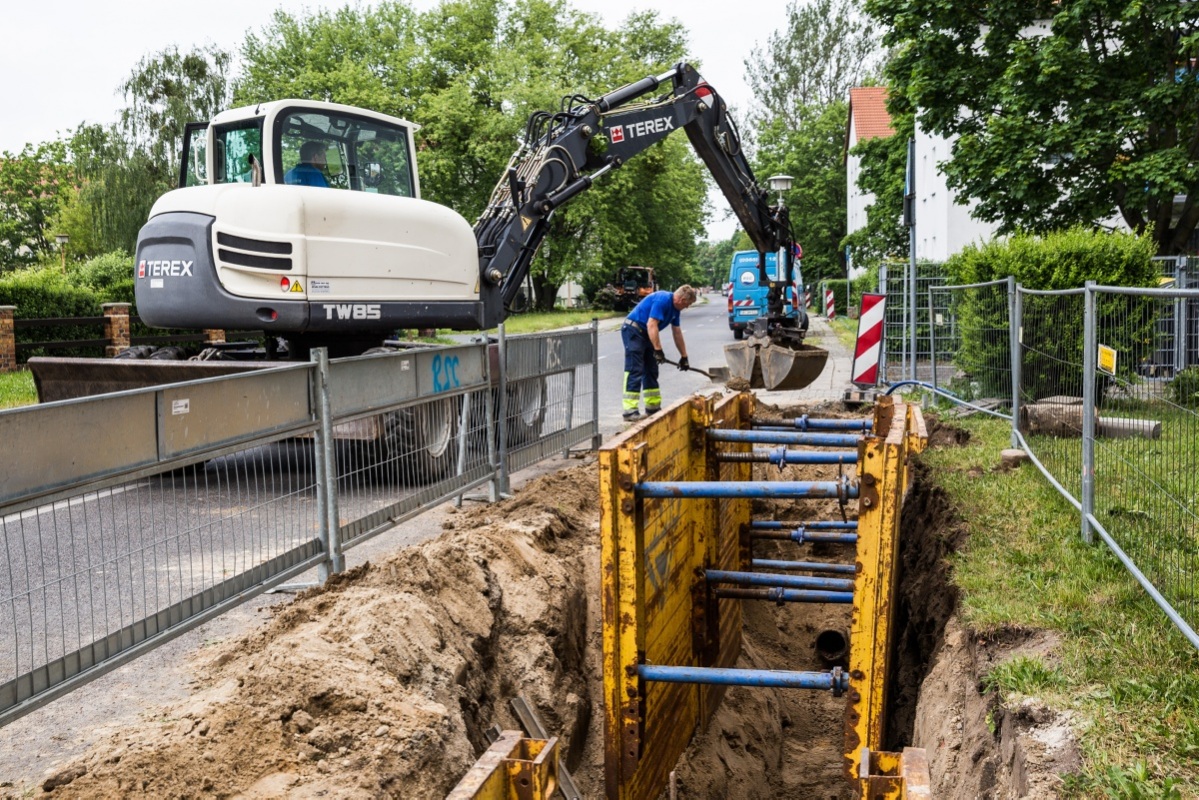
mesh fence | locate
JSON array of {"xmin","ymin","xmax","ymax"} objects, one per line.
[
  {"xmin": 0, "ymin": 439, "xmax": 325, "ymax": 718},
  {"xmin": 928, "ymin": 280, "xmax": 1013, "ymax": 414},
  {"xmin": 1088, "ymin": 287, "xmax": 1199, "ymax": 638},
  {"xmin": 1017, "ymin": 289, "xmax": 1087, "ymax": 501},
  {"xmin": 880, "ymin": 261, "xmax": 947, "ymax": 384}
]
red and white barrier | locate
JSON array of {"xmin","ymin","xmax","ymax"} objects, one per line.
[
  {"xmin": 804, "ymin": 289, "xmax": 811, "ymax": 308},
  {"xmin": 825, "ymin": 288, "xmax": 835, "ymax": 319},
  {"xmin": 852, "ymin": 293, "xmax": 886, "ymax": 387}
]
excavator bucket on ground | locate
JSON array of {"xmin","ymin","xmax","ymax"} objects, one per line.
[{"xmin": 724, "ymin": 340, "xmax": 829, "ymax": 391}]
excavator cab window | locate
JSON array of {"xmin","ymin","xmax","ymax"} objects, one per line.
[
  {"xmin": 275, "ymin": 108, "xmax": 415, "ymax": 197},
  {"xmin": 212, "ymin": 120, "xmax": 264, "ymax": 185},
  {"xmin": 178, "ymin": 122, "xmax": 209, "ymax": 188}
]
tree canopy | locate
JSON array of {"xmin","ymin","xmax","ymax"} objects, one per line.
[
  {"xmin": 867, "ymin": 0, "xmax": 1199, "ymax": 255},
  {"xmin": 744, "ymin": 0, "xmax": 880, "ymax": 281},
  {"xmin": 0, "ymin": 141, "xmax": 73, "ymax": 269},
  {"xmin": 745, "ymin": 0, "xmax": 879, "ymax": 129}
]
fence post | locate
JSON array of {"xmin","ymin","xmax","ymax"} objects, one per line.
[
  {"xmin": 310, "ymin": 347, "xmax": 343, "ymax": 581},
  {"xmin": 1176, "ymin": 258, "xmax": 1188, "ymax": 374},
  {"xmin": 102, "ymin": 303, "xmax": 131, "ymax": 357},
  {"xmin": 1009, "ymin": 278, "xmax": 1022, "ymax": 448},
  {"xmin": 0, "ymin": 306, "xmax": 15, "ymax": 373},
  {"xmin": 927, "ymin": 288, "xmax": 937, "ymax": 405},
  {"xmin": 592, "ymin": 318, "xmax": 602, "ymax": 450},
  {"xmin": 497, "ymin": 322, "xmax": 511, "ymax": 496},
  {"xmin": 878, "ymin": 265, "xmax": 888, "ymax": 382},
  {"xmin": 484, "ymin": 344, "xmax": 500, "ymax": 502},
  {"xmin": 1081, "ymin": 282, "xmax": 1096, "ymax": 545}
]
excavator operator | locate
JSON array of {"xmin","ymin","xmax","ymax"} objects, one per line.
[
  {"xmin": 621, "ymin": 285, "xmax": 697, "ymax": 421},
  {"xmin": 285, "ymin": 141, "xmax": 329, "ymax": 187}
]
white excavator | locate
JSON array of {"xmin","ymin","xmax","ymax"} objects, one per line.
[{"xmin": 31, "ymin": 63, "xmax": 827, "ymax": 457}]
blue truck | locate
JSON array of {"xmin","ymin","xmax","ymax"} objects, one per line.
[{"xmin": 726, "ymin": 250, "xmax": 802, "ymax": 340}]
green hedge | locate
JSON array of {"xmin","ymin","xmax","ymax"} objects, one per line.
[
  {"xmin": 0, "ymin": 267, "xmax": 107, "ymax": 359},
  {"xmin": 944, "ymin": 228, "xmax": 1158, "ymax": 403}
]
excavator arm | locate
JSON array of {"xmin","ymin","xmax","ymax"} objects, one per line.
[
  {"xmin": 473, "ymin": 63, "xmax": 795, "ymax": 327},
  {"xmin": 472, "ymin": 62, "xmax": 824, "ymax": 390}
]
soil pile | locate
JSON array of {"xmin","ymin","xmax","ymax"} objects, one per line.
[{"xmin": 31, "ymin": 466, "xmax": 606, "ymax": 799}]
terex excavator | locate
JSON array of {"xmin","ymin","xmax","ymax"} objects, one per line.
[{"xmin": 32, "ymin": 63, "xmax": 827, "ymax": 406}]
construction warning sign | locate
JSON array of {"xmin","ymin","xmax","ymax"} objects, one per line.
[{"xmin": 1097, "ymin": 344, "xmax": 1117, "ymax": 376}]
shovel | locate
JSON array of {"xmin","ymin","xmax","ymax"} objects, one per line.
[{"xmin": 663, "ymin": 358, "xmax": 727, "ymax": 383}]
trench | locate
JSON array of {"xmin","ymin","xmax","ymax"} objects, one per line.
[{"xmin": 16, "ymin": 409, "xmax": 1064, "ymax": 800}]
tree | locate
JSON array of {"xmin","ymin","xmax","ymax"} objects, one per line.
[
  {"xmin": 867, "ymin": 0, "xmax": 1199, "ymax": 255},
  {"xmin": 65, "ymin": 124, "xmax": 161, "ymax": 257},
  {"xmin": 0, "ymin": 142, "xmax": 73, "ymax": 270},
  {"xmin": 120, "ymin": 45, "xmax": 234, "ymax": 183},
  {"xmin": 744, "ymin": 0, "xmax": 880, "ymax": 128},
  {"xmin": 753, "ymin": 102, "xmax": 850, "ymax": 282}
]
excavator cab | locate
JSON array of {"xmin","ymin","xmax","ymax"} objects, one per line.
[{"xmin": 136, "ymin": 99, "xmax": 486, "ymax": 338}]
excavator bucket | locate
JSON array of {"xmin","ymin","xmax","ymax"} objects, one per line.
[{"xmin": 723, "ymin": 341, "xmax": 829, "ymax": 391}]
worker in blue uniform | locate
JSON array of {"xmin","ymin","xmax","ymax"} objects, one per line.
[
  {"xmin": 285, "ymin": 141, "xmax": 330, "ymax": 187},
  {"xmin": 621, "ymin": 285, "xmax": 698, "ymax": 420}
]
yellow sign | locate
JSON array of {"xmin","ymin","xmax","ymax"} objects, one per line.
[
  {"xmin": 289, "ymin": 281, "xmax": 304, "ymax": 293},
  {"xmin": 1098, "ymin": 344, "xmax": 1117, "ymax": 375},
  {"xmin": 520, "ymin": 215, "xmax": 534, "ymax": 231}
]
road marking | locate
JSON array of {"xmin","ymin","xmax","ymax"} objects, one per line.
[{"xmin": 2, "ymin": 483, "xmax": 147, "ymax": 525}]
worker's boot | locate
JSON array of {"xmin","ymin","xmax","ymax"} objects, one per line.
[{"xmin": 622, "ymin": 410, "xmax": 641, "ymax": 421}]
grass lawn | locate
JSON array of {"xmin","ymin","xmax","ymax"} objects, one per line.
[
  {"xmin": 490, "ymin": 309, "xmax": 622, "ymax": 334},
  {"xmin": 0, "ymin": 369, "xmax": 35, "ymax": 410},
  {"xmin": 924, "ymin": 414, "xmax": 1199, "ymax": 797},
  {"xmin": 825, "ymin": 314, "xmax": 860, "ymax": 350}
]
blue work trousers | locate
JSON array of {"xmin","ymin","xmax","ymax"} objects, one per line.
[{"xmin": 622, "ymin": 323, "xmax": 661, "ymax": 412}]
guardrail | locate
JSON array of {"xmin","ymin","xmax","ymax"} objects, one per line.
[{"xmin": 0, "ymin": 323, "xmax": 599, "ymax": 725}]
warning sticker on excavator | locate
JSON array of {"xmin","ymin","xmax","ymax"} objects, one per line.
[
  {"xmin": 521, "ymin": 215, "xmax": 534, "ymax": 230},
  {"xmin": 289, "ymin": 281, "xmax": 304, "ymax": 293}
]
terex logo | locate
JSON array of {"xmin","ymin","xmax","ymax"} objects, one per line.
[
  {"xmin": 608, "ymin": 116, "xmax": 675, "ymax": 144},
  {"xmin": 323, "ymin": 304, "xmax": 382, "ymax": 321},
  {"xmin": 138, "ymin": 260, "xmax": 194, "ymax": 278}
]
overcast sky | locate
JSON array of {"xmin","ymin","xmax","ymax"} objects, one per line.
[{"xmin": 1, "ymin": 0, "xmax": 789, "ymax": 239}]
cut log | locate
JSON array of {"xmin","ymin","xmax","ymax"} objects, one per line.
[
  {"xmin": 1022, "ymin": 402, "xmax": 1162, "ymax": 440},
  {"xmin": 1096, "ymin": 416, "xmax": 1162, "ymax": 440},
  {"xmin": 1022, "ymin": 402, "xmax": 1083, "ymax": 437}
]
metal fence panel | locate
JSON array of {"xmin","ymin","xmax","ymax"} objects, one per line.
[
  {"xmin": 1085, "ymin": 286, "xmax": 1199, "ymax": 647},
  {"xmin": 1, "ymin": 330, "xmax": 601, "ymax": 725},
  {"xmin": 928, "ymin": 279, "xmax": 1013, "ymax": 414},
  {"xmin": 0, "ymin": 440, "xmax": 325, "ymax": 723},
  {"xmin": 880, "ymin": 262, "xmax": 947, "ymax": 384},
  {"xmin": 501, "ymin": 326, "xmax": 599, "ymax": 477}
]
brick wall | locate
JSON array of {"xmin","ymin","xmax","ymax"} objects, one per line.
[
  {"xmin": 102, "ymin": 303, "xmax": 131, "ymax": 358},
  {"xmin": 0, "ymin": 307, "xmax": 14, "ymax": 372}
]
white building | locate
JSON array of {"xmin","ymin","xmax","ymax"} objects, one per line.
[
  {"xmin": 913, "ymin": 121, "xmax": 999, "ymax": 262},
  {"xmin": 847, "ymin": 85, "xmax": 999, "ymax": 264},
  {"xmin": 846, "ymin": 87, "xmax": 893, "ymax": 246}
]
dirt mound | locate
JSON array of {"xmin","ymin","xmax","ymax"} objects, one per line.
[{"xmin": 34, "ymin": 466, "xmax": 605, "ymax": 799}]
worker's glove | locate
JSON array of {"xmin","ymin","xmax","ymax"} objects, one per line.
[
  {"xmin": 677, "ymin": 356, "xmax": 690, "ymax": 371},
  {"xmin": 653, "ymin": 349, "xmax": 666, "ymax": 364}
]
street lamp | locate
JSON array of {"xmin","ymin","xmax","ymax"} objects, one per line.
[
  {"xmin": 767, "ymin": 174, "xmax": 793, "ymax": 206},
  {"xmin": 55, "ymin": 234, "xmax": 69, "ymax": 272}
]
